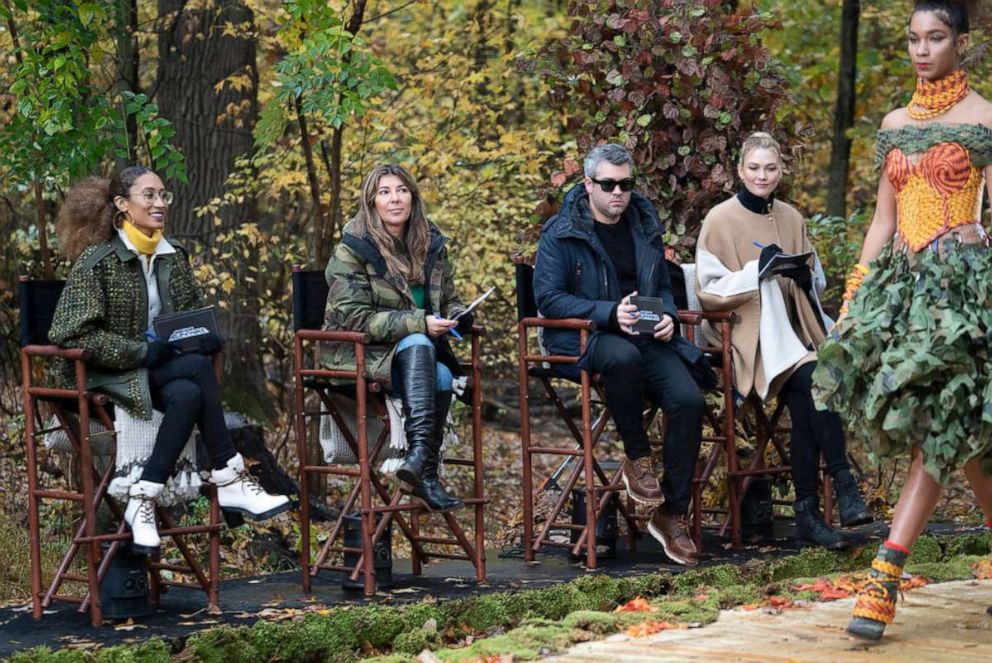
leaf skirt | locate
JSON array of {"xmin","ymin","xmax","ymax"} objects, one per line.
[{"xmin": 812, "ymin": 241, "xmax": 992, "ymax": 485}]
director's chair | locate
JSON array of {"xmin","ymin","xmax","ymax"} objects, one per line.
[
  {"xmin": 19, "ymin": 276, "xmax": 222, "ymax": 626},
  {"xmin": 292, "ymin": 267, "xmax": 487, "ymax": 595}
]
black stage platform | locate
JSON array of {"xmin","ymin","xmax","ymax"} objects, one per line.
[{"xmin": 0, "ymin": 520, "xmax": 894, "ymax": 657}]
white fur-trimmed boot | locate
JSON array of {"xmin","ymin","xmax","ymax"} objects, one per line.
[
  {"xmin": 210, "ymin": 453, "xmax": 291, "ymax": 521},
  {"xmin": 124, "ymin": 480, "xmax": 164, "ymax": 554}
]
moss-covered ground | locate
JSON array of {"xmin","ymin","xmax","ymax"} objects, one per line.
[{"xmin": 6, "ymin": 531, "xmax": 991, "ymax": 663}]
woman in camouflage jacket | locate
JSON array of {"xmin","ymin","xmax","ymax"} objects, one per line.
[
  {"xmin": 324, "ymin": 164, "xmax": 472, "ymax": 512},
  {"xmin": 49, "ymin": 166, "xmax": 289, "ymax": 553}
]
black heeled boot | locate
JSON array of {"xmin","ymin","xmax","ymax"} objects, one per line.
[
  {"xmin": 833, "ymin": 469, "xmax": 873, "ymax": 527},
  {"xmin": 794, "ymin": 495, "xmax": 850, "ymax": 551},
  {"xmin": 395, "ymin": 344, "xmax": 437, "ymax": 488},
  {"xmin": 413, "ymin": 389, "xmax": 463, "ymax": 512}
]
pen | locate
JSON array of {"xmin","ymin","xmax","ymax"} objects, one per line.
[
  {"xmin": 144, "ymin": 330, "xmax": 160, "ymax": 342},
  {"xmin": 447, "ymin": 326, "xmax": 462, "ymax": 341},
  {"xmin": 752, "ymin": 240, "xmax": 766, "ymax": 249}
]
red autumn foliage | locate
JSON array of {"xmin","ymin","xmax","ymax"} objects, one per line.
[
  {"xmin": 529, "ymin": 0, "xmax": 805, "ymax": 248},
  {"xmin": 626, "ymin": 620, "xmax": 681, "ymax": 638},
  {"xmin": 614, "ymin": 596, "xmax": 658, "ymax": 613}
]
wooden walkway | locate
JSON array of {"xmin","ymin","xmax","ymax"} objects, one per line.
[{"xmin": 546, "ymin": 579, "xmax": 992, "ymax": 662}]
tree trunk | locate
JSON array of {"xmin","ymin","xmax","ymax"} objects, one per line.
[
  {"xmin": 827, "ymin": 0, "xmax": 859, "ymax": 218},
  {"xmin": 156, "ymin": 0, "xmax": 272, "ymax": 418},
  {"xmin": 114, "ymin": 0, "xmax": 140, "ymax": 167}
]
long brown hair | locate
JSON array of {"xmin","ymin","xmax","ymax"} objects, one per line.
[
  {"xmin": 353, "ymin": 164, "xmax": 430, "ymax": 283},
  {"xmin": 56, "ymin": 166, "xmax": 152, "ymax": 262}
]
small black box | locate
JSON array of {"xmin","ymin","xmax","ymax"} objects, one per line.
[
  {"xmin": 630, "ymin": 296, "xmax": 668, "ymax": 334},
  {"xmin": 153, "ymin": 306, "xmax": 219, "ymax": 352}
]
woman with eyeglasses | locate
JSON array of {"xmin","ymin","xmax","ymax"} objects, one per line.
[
  {"xmin": 323, "ymin": 164, "xmax": 472, "ymax": 512},
  {"xmin": 49, "ymin": 165, "xmax": 290, "ymax": 554},
  {"xmin": 813, "ymin": 0, "xmax": 992, "ymax": 640},
  {"xmin": 695, "ymin": 132, "xmax": 871, "ymax": 551}
]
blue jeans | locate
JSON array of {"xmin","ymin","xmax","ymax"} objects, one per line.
[{"xmin": 391, "ymin": 333, "xmax": 453, "ymax": 396}]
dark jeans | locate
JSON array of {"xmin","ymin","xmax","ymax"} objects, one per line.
[
  {"xmin": 779, "ymin": 362, "xmax": 850, "ymax": 501},
  {"xmin": 589, "ymin": 333, "xmax": 704, "ymax": 514},
  {"xmin": 140, "ymin": 353, "xmax": 236, "ymax": 484}
]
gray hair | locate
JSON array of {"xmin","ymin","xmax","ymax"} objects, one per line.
[{"xmin": 583, "ymin": 143, "xmax": 634, "ymax": 178}]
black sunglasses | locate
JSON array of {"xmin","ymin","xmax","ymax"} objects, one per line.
[{"xmin": 591, "ymin": 177, "xmax": 636, "ymax": 193}]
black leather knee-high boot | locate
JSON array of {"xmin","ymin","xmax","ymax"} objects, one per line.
[
  {"xmin": 415, "ymin": 389, "xmax": 463, "ymax": 512},
  {"xmin": 394, "ymin": 344, "xmax": 436, "ymax": 488}
]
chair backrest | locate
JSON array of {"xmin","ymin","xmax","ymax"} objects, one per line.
[
  {"xmin": 292, "ymin": 269, "xmax": 329, "ymax": 332},
  {"xmin": 515, "ymin": 261, "xmax": 537, "ymax": 321},
  {"xmin": 680, "ymin": 263, "xmax": 700, "ymax": 312},
  {"xmin": 18, "ymin": 277, "xmax": 66, "ymax": 347},
  {"xmin": 667, "ymin": 258, "xmax": 689, "ymax": 311}
]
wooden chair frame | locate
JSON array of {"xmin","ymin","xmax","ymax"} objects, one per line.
[
  {"xmin": 19, "ymin": 276, "xmax": 222, "ymax": 626},
  {"xmin": 517, "ymin": 307, "xmax": 736, "ymax": 567}
]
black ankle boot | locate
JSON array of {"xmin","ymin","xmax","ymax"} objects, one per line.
[
  {"xmin": 794, "ymin": 496, "xmax": 849, "ymax": 551},
  {"xmin": 394, "ymin": 344, "xmax": 437, "ymax": 487},
  {"xmin": 411, "ymin": 390, "xmax": 463, "ymax": 512},
  {"xmin": 833, "ymin": 469, "xmax": 873, "ymax": 527}
]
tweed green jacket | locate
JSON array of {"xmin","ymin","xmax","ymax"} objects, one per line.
[
  {"xmin": 48, "ymin": 233, "xmax": 203, "ymax": 419},
  {"xmin": 322, "ymin": 217, "xmax": 466, "ymax": 388}
]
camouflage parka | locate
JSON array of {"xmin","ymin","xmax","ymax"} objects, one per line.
[
  {"xmin": 322, "ymin": 217, "xmax": 467, "ymax": 389},
  {"xmin": 48, "ymin": 233, "xmax": 203, "ymax": 419}
]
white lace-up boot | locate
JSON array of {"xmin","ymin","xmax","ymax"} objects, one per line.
[
  {"xmin": 210, "ymin": 454, "xmax": 291, "ymax": 521},
  {"xmin": 124, "ymin": 480, "xmax": 164, "ymax": 553}
]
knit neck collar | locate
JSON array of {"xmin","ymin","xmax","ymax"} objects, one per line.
[
  {"xmin": 737, "ymin": 187, "xmax": 775, "ymax": 215},
  {"xmin": 121, "ymin": 220, "xmax": 162, "ymax": 256}
]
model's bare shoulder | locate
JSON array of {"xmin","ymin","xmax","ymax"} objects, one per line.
[
  {"xmin": 880, "ymin": 108, "xmax": 909, "ymax": 130},
  {"xmin": 968, "ymin": 93, "xmax": 992, "ymax": 128}
]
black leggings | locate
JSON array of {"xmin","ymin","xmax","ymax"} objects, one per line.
[
  {"xmin": 590, "ymin": 333, "xmax": 705, "ymax": 514},
  {"xmin": 779, "ymin": 362, "xmax": 850, "ymax": 501},
  {"xmin": 140, "ymin": 353, "xmax": 236, "ymax": 484}
]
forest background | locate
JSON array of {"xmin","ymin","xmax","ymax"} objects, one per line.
[{"xmin": 2, "ymin": 0, "xmax": 991, "ymax": 597}]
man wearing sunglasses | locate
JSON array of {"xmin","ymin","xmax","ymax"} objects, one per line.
[{"xmin": 534, "ymin": 144, "xmax": 715, "ymax": 566}]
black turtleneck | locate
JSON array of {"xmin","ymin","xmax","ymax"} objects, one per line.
[
  {"xmin": 737, "ymin": 187, "xmax": 775, "ymax": 215},
  {"xmin": 594, "ymin": 215, "xmax": 638, "ymax": 297}
]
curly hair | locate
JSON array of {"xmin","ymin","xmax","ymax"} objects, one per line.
[
  {"xmin": 353, "ymin": 164, "xmax": 430, "ymax": 284},
  {"xmin": 56, "ymin": 166, "xmax": 152, "ymax": 262}
]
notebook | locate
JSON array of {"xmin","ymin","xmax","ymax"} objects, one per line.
[{"xmin": 152, "ymin": 306, "xmax": 219, "ymax": 352}]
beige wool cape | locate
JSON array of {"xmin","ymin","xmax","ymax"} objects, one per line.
[{"xmin": 695, "ymin": 196, "xmax": 832, "ymax": 400}]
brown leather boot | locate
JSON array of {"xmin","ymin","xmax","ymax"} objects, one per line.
[
  {"xmin": 648, "ymin": 506, "xmax": 698, "ymax": 566},
  {"xmin": 621, "ymin": 455, "xmax": 663, "ymax": 505}
]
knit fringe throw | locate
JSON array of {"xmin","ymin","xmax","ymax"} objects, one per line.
[
  {"xmin": 43, "ymin": 413, "xmax": 114, "ymax": 457},
  {"xmin": 108, "ymin": 408, "xmax": 202, "ymax": 507},
  {"xmin": 318, "ymin": 393, "xmax": 457, "ymax": 475}
]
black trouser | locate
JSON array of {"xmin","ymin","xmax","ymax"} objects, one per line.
[
  {"xmin": 779, "ymin": 362, "xmax": 850, "ymax": 501},
  {"xmin": 589, "ymin": 333, "xmax": 704, "ymax": 515},
  {"xmin": 140, "ymin": 353, "xmax": 236, "ymax": 484}
]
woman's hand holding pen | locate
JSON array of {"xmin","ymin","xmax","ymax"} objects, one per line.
[{"xmin": 426, "ymin": 314, "xmax": 459, "ymax": 339}]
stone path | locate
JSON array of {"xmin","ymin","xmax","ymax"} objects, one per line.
[{"xmin": 546, "ymin": 579, "xmax": 992, "ymax": 662}]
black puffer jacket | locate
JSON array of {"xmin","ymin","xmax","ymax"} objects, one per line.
[{"xmin": 533, "ymin": 185, "xmax": 714, "ymax": 387}]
